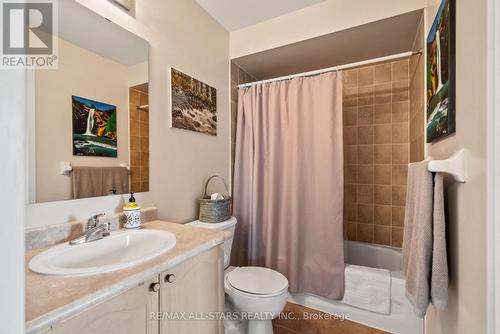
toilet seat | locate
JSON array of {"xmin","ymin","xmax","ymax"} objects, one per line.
[{"xmin": 227, "ymin": 266, "xmax": 288, "ymax": 297}]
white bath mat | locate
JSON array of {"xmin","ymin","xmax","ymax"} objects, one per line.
[{"xmin": 342, "ymin": 264, "xmax": 391, "ymax": 315}]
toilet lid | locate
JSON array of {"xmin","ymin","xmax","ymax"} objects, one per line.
[{"xmin": 227, "ymin": 267, "xmax": 288, "ymax": 295}]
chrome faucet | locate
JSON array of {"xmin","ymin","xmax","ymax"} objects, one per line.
[{"xmin": 70, "ymin": 213, "xmax": 111, "ymax": 245}]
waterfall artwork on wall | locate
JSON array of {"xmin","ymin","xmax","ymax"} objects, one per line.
[
  {"xmin": 426, "ymin": 0, "xmax": 455, "ymax": 143},
  {"xmin": 72, "ymin": 95, "xmax": 118, "ymax": 157},
  {"xmin": 170, "ymin": 68, "xmax": 217, "ymax": 136}
]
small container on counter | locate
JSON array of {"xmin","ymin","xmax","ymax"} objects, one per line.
[{"xmin": 123, "ymin": 192, "xmax": 141, "ymax": 229}]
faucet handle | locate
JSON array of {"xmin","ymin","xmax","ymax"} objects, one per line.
[
  {"xmin": 87, "ymin": 213, "xmax": 105, "ymax": 229},
  {"xmin": 102, "ymin": 222, "xmax": 111, "ymax": 237}
]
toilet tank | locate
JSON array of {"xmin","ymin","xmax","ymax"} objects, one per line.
[{"xmin": 187, "ymin": 217, "xmax": 237, "ymax": 269}]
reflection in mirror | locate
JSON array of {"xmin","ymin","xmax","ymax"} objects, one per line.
[
  {"xmin": 31, "ymin": 1, "xmax": 149, "ymax": 203},
  {"xmin": 129, "ymin": 83, "xmax": 149, "ymax": 193}
]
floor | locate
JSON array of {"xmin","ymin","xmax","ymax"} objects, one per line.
[
  {"xmin": 224, "ymin": 301, "xmax": 388, "ymax": 334},
  {"xmin": 272, "ymin": 302, "xmax": 388, "ymax": 334}
]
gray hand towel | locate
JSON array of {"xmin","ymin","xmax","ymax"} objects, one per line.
[
  {"xmin": 402, "ymin": 160, "xmax": 448, "ymax": 317},
  {"xmin": 431, "ymin": 173, "xmax": 448, "ymax": 309},
  {"xmin": 72, "ymin": 167, "xmax": 103, "ymax": 199},
  {"xmin": 403, "ymin": 161, "xmax": 433, "ymax": 317},
  {"xmin": 102, "ymin": 167, "xmax": 130, "ymax": 196}
]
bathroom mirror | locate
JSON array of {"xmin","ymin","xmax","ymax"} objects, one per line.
[{"xmin": 29, "ymin": 1, "xmax": 149, "ymax": 203}]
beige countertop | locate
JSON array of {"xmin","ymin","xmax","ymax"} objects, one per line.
[{"xmin": 25, "ymin": 221, "xmax": 230, "ymax": 334}]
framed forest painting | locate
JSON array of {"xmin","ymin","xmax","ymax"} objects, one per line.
[
  {"xmin": 426, "ymin": 0, "xmax": 456, "ymax": 143},
  {"xmin": 170, "ymin": 68, "xmax": 217, "ymax": 136}
]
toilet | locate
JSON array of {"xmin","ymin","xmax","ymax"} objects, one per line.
[{"xmin": 188, "ymin": 217, "xmax": 289, "ymax": 334}]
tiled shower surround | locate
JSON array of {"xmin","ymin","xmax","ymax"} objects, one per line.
[
  {"xmin": 129, "ymin": 87, "xmax": 149, "ymax": 193},
  {"xmin": 231, "ymin": 60, "xmax": 413, "ymax": 247},
  {"xmin": 343, "ymin": 60, "xmax": 410, "ymax": 247}
]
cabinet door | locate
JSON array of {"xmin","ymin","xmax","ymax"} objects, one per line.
[
  {"xmin": 44, "ymin": 277, "xmax": 160, "ymax": 334},
  {"xmin": 160, "ymin": 247, "xmax": 224, "ymax": 334}
]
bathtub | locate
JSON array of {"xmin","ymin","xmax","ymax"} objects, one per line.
[{"xmin": 288, "ymin": 241, "xmax": 423, "ymax": 334}]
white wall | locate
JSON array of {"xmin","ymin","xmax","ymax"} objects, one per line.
[
  {"xmin": 424, "ymin": 0, "xmax": 488, "ymax": 333},
  {"xmin": 127, "ymin": 61, "xmax": 148, "ymax": 87},
  {"xmin": 487, "ymin": 1, "xmax": 500, "ymax": 332},
  {"xmin": 35, "ymin": 38, "xmax": 132, "ymax": 202},
  {"xmin": 26, "ymin": 0, "xmax": 230, "ymax": 227},
  {"xmin": 0, "ymin": 71, "xmax": 26, "ymax": 333},
  {"xmin": 230, "ymin": 0, "xmax": 427, "ymax": 58}
]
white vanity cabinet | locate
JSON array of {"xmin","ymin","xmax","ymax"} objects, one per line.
[
  {"xmin": 160, "ymin": 247, "xmax": 224, "ymax": 334},
  {"xmin": 43, "ymin": 276, "xmax": 160, "ymax": 334},
  {"xmin": 40, "ymin": 247, "xmax": 224, "ymax": 334}
]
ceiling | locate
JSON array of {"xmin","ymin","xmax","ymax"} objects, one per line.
[
  {"xmin": 233, "ymin": 10, "xmax": 423, "ymax": 81},
  {"xmin": 57, "ymin": 1, "xmax": 148, "ymax": 66},
  {"xmin": 195, "ymin": 0, "xmax": 325, "ymax": 31}
]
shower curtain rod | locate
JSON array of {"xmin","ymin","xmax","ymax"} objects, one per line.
[{"xmin": 237, "ymin": 49, "xmax": 423, "ymax": 88}]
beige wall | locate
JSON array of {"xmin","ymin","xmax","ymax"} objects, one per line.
[
  {"xmin": 127, "ymin": 61, "xmax": 148, "ymax": 87},
  {"xmin": 230, "ymin": 0, "xmax": 427, "ymax": 58},
  {"xmin": 424, "ymin": 0, "xmax": 488, "ymax": 333},
  {"xmin": 139, "ymin": 0, "xmax": 230, "ymax": 222},
  {"xmin": 27, "ymin": 0, "xmax": 230, "ymax": 226},
  {"xmin": 35, "ymin": 37, "xmax": 132, "ymax": 202}
]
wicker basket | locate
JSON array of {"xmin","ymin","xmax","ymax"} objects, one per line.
[{"xmin": 198, "ymin": 175, "xmax": 232, "ymax": 223}]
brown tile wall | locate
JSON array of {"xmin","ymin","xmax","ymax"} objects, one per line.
[
  {"xmin": 129, "ymin": 88, "xmax": 149, "ymax": 193},
  {"xmin": 409, "ymin": 16, "xmax": 426, "ymax": 163},
  {"xmin": 343, "ymin": 59, "xmax": 410, "ymax": 247},
  {"xmin": 230, "ymin": 62, "xmax": 257, "ymax": 181}
]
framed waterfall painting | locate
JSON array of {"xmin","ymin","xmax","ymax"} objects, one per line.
[
  {"xmin": 426, "ymin": 0, "xmax": 455, "ymax": 143},
  {"xmin": 72, "ymin": 95, "xmax": 118, "ymax": 157},
  {"xmin": 170, "ymin": 68, "xmax": 217, "ymax": 136}
]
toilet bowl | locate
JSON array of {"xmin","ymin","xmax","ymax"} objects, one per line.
[
  {"xmin": 188, "ymin": 218, "xmax": 289, "ymax": 334},
  {"xmin": 225, "ymin": 266, "xmax": 288, "ymax": 334}
]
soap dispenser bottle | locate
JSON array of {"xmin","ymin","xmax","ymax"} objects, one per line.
[{"xmin": 123, "ymin": 192, "xmax": 141, "ymax": 229}]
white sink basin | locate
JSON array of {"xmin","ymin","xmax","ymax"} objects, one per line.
[{"xmin": 29, "ymin": 229, "xmax": 176, "ymax": 276}]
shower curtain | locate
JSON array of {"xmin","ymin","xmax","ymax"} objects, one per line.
[{"xmin": 231, "ymin": 71, "xmax": 345, "ymax": 299}]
